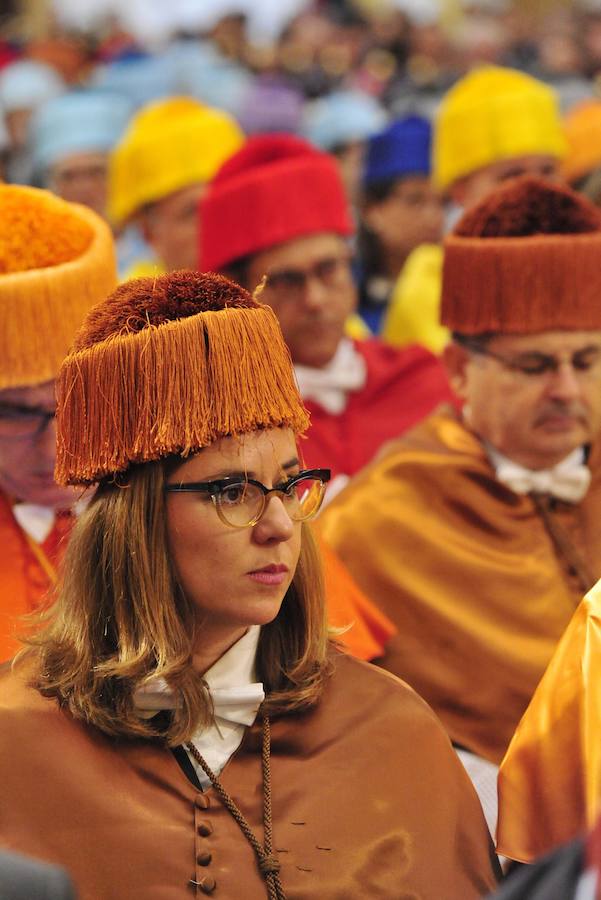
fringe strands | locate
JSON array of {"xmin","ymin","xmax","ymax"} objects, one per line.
[{"xmin": 55, "ymin": 304, "xmax": 310, "ymax": 485}]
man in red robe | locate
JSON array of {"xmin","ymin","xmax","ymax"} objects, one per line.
[{"xmin": 199, "ymin": 134, "xmax": 453, "ymax": 489}]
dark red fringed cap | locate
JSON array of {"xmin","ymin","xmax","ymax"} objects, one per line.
[{"xmin": 441, "ymin": 176, "xmax": 601, "ymax": 334}]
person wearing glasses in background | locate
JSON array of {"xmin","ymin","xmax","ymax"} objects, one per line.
[
  {"xmin": 199, "ymin": 134, "xmax": 454, "ymax": 491},
  {"xmin": 0, "ymin": 184, "xmax": 116, "ymax": 662},
  {"xmin": 321, "ymin": 177, "xmax": 601, "ymax": 837},
  {"xmin": 0, "ymin": 270, "xmax": 498, "ymax": 899}
]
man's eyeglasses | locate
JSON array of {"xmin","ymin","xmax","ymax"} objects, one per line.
[
  {"xmin": 458, "ymin": 338, "xmax": 601, "ymax": 378},
  {"xmin": 263, "ymin": 255, "xmax": 352, "ymax": 300},
  {"xmin": 165, "ymin": 468, "xmax": 331, "ymax": 528},
  {"xmin": 0, "ymin": 404, "xmax": 55, "ymax": 440}
]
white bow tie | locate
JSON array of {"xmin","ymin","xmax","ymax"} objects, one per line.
[
  {"xmin": 495, "ymin": 457, "xmax": 591, "ymax": 503},
  {"xmin": 133, "ymin": 679, "xmax": 265, "ymax": 727}
]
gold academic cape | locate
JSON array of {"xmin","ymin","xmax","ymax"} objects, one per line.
[
  {"xmin": 0, "ymin": 651, "xmax": 497, "ymax": 900},
  {"xmin": 320, "ymin": 407, "xmax": 601, "ymax": 764},
  {"xmin": 497, "ymin": 580, "xmax": 601, "ymax": 862}
]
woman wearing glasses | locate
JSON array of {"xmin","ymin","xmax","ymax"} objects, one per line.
[{"xmin": 0, "ymin": 271, "xmax": 496, "ymax": 899}]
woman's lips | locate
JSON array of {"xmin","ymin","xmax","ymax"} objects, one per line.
[{"xmin": 247, "ymin": 564, "xmax": 289, "ymax": 586}]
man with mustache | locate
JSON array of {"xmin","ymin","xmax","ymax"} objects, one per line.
[{"xmin": 321, "ymin": 176, "xmax": 601, "ymax": 833}]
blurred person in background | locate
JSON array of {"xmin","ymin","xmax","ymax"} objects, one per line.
[
  {"xmin": 321, "ymin": 177, "xmax": 601, "ymax": 836},
  {"xmin": 107, "ymin": 96, "xmax": 244, "ymax": 279},
  {"xmin": 302, "ymin": 88, "xmax": 387, "ymax": 211},
  {"xmin": 0, "ymin": 849, "xmax": 75, "ymax": 900},
  {"xmin": 561, "ymin": 98, "xmax": 601, "ymax": 200},
  {"xmin": 0, "ymin": 58, "xmax": 64, "ymax": 183},
  {"xmin": 200, "ymin": 133, "xmax": 453, "ymax": 486},
  {"xmin": 357, "ymin": 114, "xmax": 444, "ymax": 333},
  {"xmin": 28, "ymin": 89, "xmax": 133, "ymax": 218},
  {"xmin": 382, "ymin": 65, "xmax": 566, "ymax": 354},
  {"xmin": 0, "ymin": 184, "xmax": 116, "ymax": 662}
]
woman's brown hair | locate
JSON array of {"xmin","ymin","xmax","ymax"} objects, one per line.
[{"xmin": 23, "ymin": 459, "xmax": 331, "ymax": 746}]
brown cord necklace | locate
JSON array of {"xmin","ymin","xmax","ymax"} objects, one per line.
[
  {"xmin": 530, "ymin": 492, "xmax": 595, "ymax": 595},
  {"xmin": 186, "ymin": 714, "xmax": 286, "ymax": 900}
]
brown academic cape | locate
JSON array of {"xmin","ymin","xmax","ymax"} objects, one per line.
[
  {"xmin": 0, "ymin": 651, "xmax": 497, "ymax": 900},
  {"xmin": 320, "ymin": 406, "xmax": 601, "ymax": 764}
]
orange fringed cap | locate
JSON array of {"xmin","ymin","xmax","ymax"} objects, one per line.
[
  {"xmin": 55, "ymin": 271, "xmax": 310, "ymax": 485},
  {"xmin": 441, "ymin": 176, "xmax": 601, "ymax": 334},
  {"xmin": 0, "ymin": 185, "xmax": 117, "ymax": 390}
]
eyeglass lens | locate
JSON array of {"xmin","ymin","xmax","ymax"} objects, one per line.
[{"xmin": 216, "ymin": 476, "xmax": 325, "ymax": 527}]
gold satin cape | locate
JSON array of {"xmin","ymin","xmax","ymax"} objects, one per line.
[
  {"xmin": 320, "ymin": 407, "xmax": 601, "ymax": 764},
  {"xmin": 0, "ymin": 651, "xmax": 497, "ymax": 899},
  {"xmin": 497, "ymin": 580, "xmax": 601, "ymax": 862}
]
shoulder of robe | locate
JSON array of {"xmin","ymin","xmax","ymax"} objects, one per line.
[
  {"xmin": 321, "ymin": 405, "xmax": 490, "ymax": 524},
  {"xmin": 0, "ymin": 658, "xmax": 64, "ymax": 739},
  {"xmin": 324, "ymin": 650, "xmax": 454, "ymax": 746}
]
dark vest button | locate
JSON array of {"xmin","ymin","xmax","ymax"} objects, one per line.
[
  {"xmin": 197, "ymin": 852, "xmax": 212, "ymax": 866},
  {"xmin": 195, "ymin": 794, "xmax": 210, "ymax": 810},
  {"xmin": 199, "ymin": 875, "xmax": 217, "ymax": 894},
  {"xmin": 197, "ymin": 821, "xmax": 213, "ymax": 837}
]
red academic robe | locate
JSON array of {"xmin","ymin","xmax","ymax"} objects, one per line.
[
  {"xmin": 300, "ymin": 339, "xmax": 454, "ymax": 478},
  {"xmin": 0, "ymin": 490, "xmax": 72, "ymax": 662}
]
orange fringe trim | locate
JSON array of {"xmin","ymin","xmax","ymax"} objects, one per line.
[
  {"xmin": 56, "ymin": 304, "xmax": 310, "ymax": 485},
  {"xmin": 441, "ymin": 231, "xmax": 601, "ymax": 334}
]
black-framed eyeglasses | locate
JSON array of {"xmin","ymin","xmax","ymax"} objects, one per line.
[
  {"xmin": 457, "ymin": 337, "xmax": 601, "ymax": 378},
  {"xmin": 0, "ymin": 404, "xmax": 55, "ymax": 440},
  {"xmin": 165, "ymin": 468, "xmax": 331, "ymax": 528}
]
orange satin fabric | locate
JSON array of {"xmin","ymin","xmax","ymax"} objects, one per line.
[
  {"xmin": 0, "ymin": 491, "xmax": 72, "ymax": 662},
  {"xmin": 497, "ymin": 582, "xmax": 601, "ymax": 862},
  {"xmin": 319, "ymin": 538, "xmax": 396, "ymax": 660},
  {"xmin": 320, "ymin": 406, "xmax": 601, "ymax": 764}
]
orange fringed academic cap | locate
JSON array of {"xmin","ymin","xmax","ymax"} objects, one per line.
[
  {"xmin": 0, "ymin": 185, "xmax": 116, "ymax": 390},
  {"xmin": 55, "ymin": 271, "xmax": 310, "ymax": 485},
  {"xmin": 441, "ymin": 176, "xmax": 601, "ymax": 334}
]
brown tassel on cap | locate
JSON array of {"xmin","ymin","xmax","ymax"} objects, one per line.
[
  {"xmin": 55, "ymin": 271, "xmax": 310, "ymax": 485},
  {"xmin": 441, "ymin": 176, "xmax": 601, "ymax": 335}
]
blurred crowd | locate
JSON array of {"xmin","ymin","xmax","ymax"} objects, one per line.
[{"xmin": 2, "ymin": 0, "xmax": 601, "ymax": 314}]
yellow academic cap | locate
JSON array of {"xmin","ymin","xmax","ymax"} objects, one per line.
[
  {"xmin": 108, "ymin": 96, "xmax": 245, "ymax": 225},
  {"xmin": 433, "ymin": 66, "xmax": 566, "ymax": 191}
]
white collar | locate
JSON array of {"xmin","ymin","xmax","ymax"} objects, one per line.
[
  {"xmin": 294, "ymin": 338, "xmax": 367, "ymax": 414},
  {"xmin": 133, "ymin": 625, "xmax": 264, "ymax": 727},
  {"xmin": 12, "ymin": 503, "xmax": 56, "ymax": 543},
  {"xmin": 12, "ymin": 498, "xmax": 86, "ymax": 544}
]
